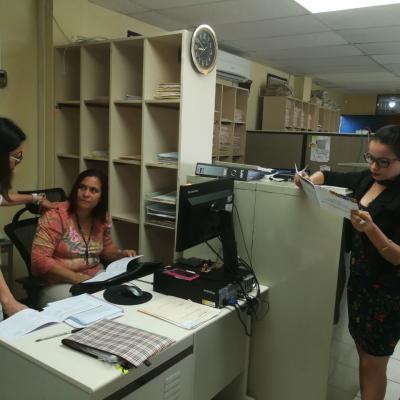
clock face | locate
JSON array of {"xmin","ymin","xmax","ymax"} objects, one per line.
[{"xmin": 191, "ymin": 25, "xmax": 218, "ymax": 75}]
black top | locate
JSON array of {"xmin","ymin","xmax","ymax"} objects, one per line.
[{"xmin": 324, "ymin": 170, "xmax": 400, "ymax": 289}]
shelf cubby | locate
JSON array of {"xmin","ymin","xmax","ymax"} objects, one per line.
[
  {"xmin": 112, "ymin": 219, "xmax": 139, "ymax": 252},
  {"xmin": 54, "ymin": 106, "xmax": 80, "ymax": 157},
  {"xmin": 109, "ymin": 163, "xmax": 141, "ymax": 224},
  {"xmin": 82, "ymin": 159, "xmax": 108, "ymax": 175},
  {"xmin": 111, "ymin": 39, "xmax": 143, "ymax": 102},
  {"xmin": 81, "ymin": 42, "xmax": 110, "ymax": 101},
  {"xmin": 143, "ymin": 33, "xmax": 182, "ymax": 101},
  {"xmin": 142, "ymin": 105, "xmax": 179, "ymax": 164},
  {"xmin": 110, "ymin": 105, "xmax": 141, "ymax": 160},
  {"xmin": 142, "ymin": 226, "xmax": 175, "ymax": 264},
  {"xmin": 81, "ymin": 105, "xmax": 109, "ymax": 158},
  {"xmin": 221, "ymin": 86, "xmax": 236, "ymax": 121},
  {"xmin": 54, "ymin": 45, "xmax": 80, "ymax": 102},
  {"xmin": 55, "ymin": 157, "xmax": 79, "ymax": 194}
]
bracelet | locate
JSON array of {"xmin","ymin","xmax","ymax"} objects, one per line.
[
  {"xmin": 32, "ymin": 193, "xmax": 45, "ymax": 205},
  {"xmin": 379, "ymin": 240, "xmax": 393, "ymax": 253}
]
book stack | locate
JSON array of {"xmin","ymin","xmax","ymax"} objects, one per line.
[
  {"xmin": 157, "ymin": 152, "xmax": 178, "ymax": 164},
  {"xmin": 146, "ymin": 203, "xmax": 176, "ymax": 228},
  {"xmin": 154, "ymin": 83, "xmax": 180, "ymax": 99}
]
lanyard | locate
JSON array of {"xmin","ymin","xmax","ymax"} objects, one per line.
[{"xmin": 75, "ymin": 214, "xmax": 94, "ymax": 265}]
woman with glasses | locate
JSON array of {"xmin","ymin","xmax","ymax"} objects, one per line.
[
  {"xmin": 0, "ymin": 117, "xmax": 55, "ymax": 317},
  {"xmin": 31, "ymin": 169, "xmax": 136, "ymax": 307},
  {"xmin": 295, "ymin": 125, "xmax": 400, "ymax": 400}
]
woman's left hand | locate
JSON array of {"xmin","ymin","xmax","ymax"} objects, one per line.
[
  {"xmin": 120, "ymin": 249, "xmax": 137, "ymax": 257},
  {"xmin": 351, "ymin": 210, "xmax": 375, "ymax": 232}
]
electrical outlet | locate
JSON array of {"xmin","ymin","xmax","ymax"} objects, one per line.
[{"xmin": 0, "ymin": 69, "xmax": 7, "ymax": 88}]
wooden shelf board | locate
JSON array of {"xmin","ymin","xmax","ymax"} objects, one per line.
[
  {"xmin": 83, "ymin": 156, "xmax": 109, "ymax": 162},
  {"xmin": 145, "ymin": 99, "xmax": 180, "ymax": 109},
  {"xmin": 144, "ymin": 221, "xmax": 175, "ymax": 231},
  {"xmin": 112, "ymin": 215, "xmax": 140, "ymax": 224},
  {"xmin": 221, "ymin": 118, "xmax": 233, "ymax": 124},
  {"xmin": 84, "ymin": 99, "xmax": 109, "ymax": 107},
  {"xmin": 114, "ymin": 100, "xmax": 142, "ymax": 107},
  {"xmin": 145, "ymin": 162, "xmax": 178, "ymax": 170},
  {"xmin": 57, "ymin": 153, "xmax": 80, "ymax": 159},
  {"xmin": 112, "ymin": 158, "xmax": 141, "ymax": 166},
  {"xmin": 56, "ymin": 101, "xmax": 80, "ymax": 108}
]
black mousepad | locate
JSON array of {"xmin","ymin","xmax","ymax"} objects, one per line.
[{"xmin": 103, "ymin": 285, "xmax": 152, "ymax": 305}]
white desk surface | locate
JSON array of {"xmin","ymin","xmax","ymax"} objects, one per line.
[{"xmin": 0, "ymin": 277, "xmax": 266, "ymax": 396}]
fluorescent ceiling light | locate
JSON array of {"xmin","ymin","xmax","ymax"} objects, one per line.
[{"xmin": 293, "ymin": 0, "xmax": 400, "ymax": 13}]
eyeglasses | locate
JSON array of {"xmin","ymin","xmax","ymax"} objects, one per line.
[
  {"xmin": 364, "ymin": 152, "xmax": 399, "ymax": 168},
  {"xmin": 9, "ymin": 153, "xmax": 23, "ymax": 163}
]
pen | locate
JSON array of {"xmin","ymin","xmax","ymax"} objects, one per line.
[{"xmin": 35, "ymin": 328, "xmax": 83, "ymax": 342}]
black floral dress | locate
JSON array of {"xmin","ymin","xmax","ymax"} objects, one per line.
[{"xmin": 348, "ymin": 228, "xmax": 400, "ymax": 356}]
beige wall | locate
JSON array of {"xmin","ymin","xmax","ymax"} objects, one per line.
[
  {"xmin": 0, "ymin": 0, "xmax": 41, "ymax": 292},
  {"xmin": 53, "ymin": 0, "xmax": 164, "ymax": 46}
]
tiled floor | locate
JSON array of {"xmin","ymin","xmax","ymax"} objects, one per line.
[{"xmin": 327, "ymin": 286, "xmax": 400, "ymax": 400}]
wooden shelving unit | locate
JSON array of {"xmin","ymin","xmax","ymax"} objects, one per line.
[
  {"xmin": 213, "ymin": 82, "xmax": 249, "ymax": 163},
  {"xmin": 54, "ymin": 31, "xmax": 216, "ymax": 263},
  {"xmin": 262, "ymin": 96, "xmax": 340, "ymax": 132}
]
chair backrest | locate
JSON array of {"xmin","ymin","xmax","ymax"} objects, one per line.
[
  {"xmin": 13, "ymin": 187, "xmax": 67, "ymax": 223},
  {"xmin": 4, "ymin": 217, "xmax": 39, "ymax": 277}
]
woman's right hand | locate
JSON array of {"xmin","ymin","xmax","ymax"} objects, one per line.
[{"xmin": 294, "ymin": 172, "xmax": 309, "ymax": 188}]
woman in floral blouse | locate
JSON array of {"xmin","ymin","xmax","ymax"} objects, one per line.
[{"xmin": 31, "ymin": 169, "xmax": 136, "ymax": 307}]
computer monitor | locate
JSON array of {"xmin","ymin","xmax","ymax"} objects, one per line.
[{"xmin": 176, "ymin": 178, "xmax": 239, "ymax": 279}]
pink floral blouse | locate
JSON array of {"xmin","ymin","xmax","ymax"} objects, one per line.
[{"xmin": 31, "ymin": 201, "xmax": 115, "ymax": 284}]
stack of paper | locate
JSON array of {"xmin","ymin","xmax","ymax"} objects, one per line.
[
  {"xmin": 154, "ymin": 83, "xmax": 180, "ymax": 99},
  {"xmin": 125, "ymin": 94, "xmax": 142, "ymax": 100},
  {"xmin": 157, "ymin": 152, "xmax": 178, "ymax": 163},
  {"xmin": 148, "ymin": 191, "xmax": 177, "ymax": 205},
  {"xmin": 139, "ymin": 297, "xmax": 221, "ymax": 330},
  {"xmin": 146, "ymin": 203, "xmax": 176, "ymax": 227}
]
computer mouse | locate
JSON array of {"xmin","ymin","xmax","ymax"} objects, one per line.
[{"xmin": 120, "ymin": 284, "xmax": 143, "ymax": 299}]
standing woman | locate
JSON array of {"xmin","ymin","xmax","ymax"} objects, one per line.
[
  {"xmin": 296, "ymin": 125, "xmax": 400, "ymax": 400},
  {"xmin": 0, "ymin": 117, "xmax": 54, "ymax": 316}
]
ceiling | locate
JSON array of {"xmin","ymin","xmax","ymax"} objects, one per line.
[{"xmin": 90, "ymin": 0, "xmax": 400, "ymax": 94}]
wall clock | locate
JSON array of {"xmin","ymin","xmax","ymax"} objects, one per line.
[{"xmin": 191, "ymin": 24, "xmax": 218, "ymax": 75}]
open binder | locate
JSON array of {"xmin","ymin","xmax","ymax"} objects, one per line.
[{"xmin": 62, "ymin": 319, "xmax": 175, "ymax": 369}]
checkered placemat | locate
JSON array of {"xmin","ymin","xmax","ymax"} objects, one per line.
[{"xmin": 63, "ymin": 319, "xmax": 175, "ymax": 367}]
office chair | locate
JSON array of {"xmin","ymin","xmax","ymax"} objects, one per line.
[{"xmin": 4, "ymin": 188, "xmax": 67, "ymax": 309}]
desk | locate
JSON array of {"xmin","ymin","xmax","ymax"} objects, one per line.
[
  {"xmin": 0, "ymin": 278, "xmax": 266, "ymax": 400},
  {"xmin": 0, "ymin": 239, "xmax": 13, "ymax": 291}
]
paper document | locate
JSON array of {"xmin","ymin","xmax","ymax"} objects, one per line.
[
  {"xmin": 297, "ymin": 172, "xmax": 358, "ymax": 219},
  {"xmin": 0, "ymin": 309, "xmax": 59, "ymax": 342},
  {"xmin": 139, "ymin": 297, "xmax": 220, "ymax": 330},
  {"xmin": 84, "ymin": 255, "xmax": 143, "ymax": 283},
  {"xmin": 65, "ymin": 298, "xmax": 123, "ymax": 328},
  {"xmin": 0, "ymin": 294, "xmax": 124, "ymax": 341}
]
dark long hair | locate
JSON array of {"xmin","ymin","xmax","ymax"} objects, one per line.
[
  {"xmin": 0, "ymin": 117, "xmax": 27, "ymax": 200},
  {"xmin": 68, "ymin": 169, "xmax": 108, "ymax": 222},
  {"xmin": 372, "ymin": 125, "xmax": 400, "ymax": 158}
]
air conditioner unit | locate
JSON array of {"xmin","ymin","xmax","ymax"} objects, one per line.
[{"xmin": 216, "ymin": 50, "xmax": 251, "ymax": 83}]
